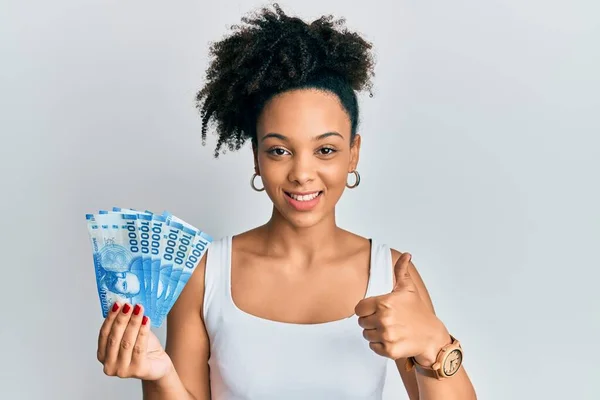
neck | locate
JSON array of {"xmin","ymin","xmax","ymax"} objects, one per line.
[{"xmin": 261, "ymin": 206, "xmax": 341, "ymax": 261}]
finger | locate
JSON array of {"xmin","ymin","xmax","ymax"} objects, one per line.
[
  {"xmin": 362, "ymin": 328, "xmax": 383, "ymax": 343},
  {"xmin": 357, "ymin": 314, "xmax": 381, "ymax": 330},
  {"xmin": 130, "ymin": 315, "xmax": 150, "ymax": 368},
  {"xmin": 98, "ymin": 302, "xmax": 121, "ymax": 363},
  {"xmin": 116, "ymin": 304, "xmax": 145, "ymax": 369},
  {"xmin": 368, "ymin": 342, "xmax": 388, "ymax": 358},
  {"xmin": 369, "ymin": 339, "xmax": 409, "ymax": 360},
  {"xmin": 392, "ymin": 253, "xmax": 416, "ymax": 293},
  {"xmin": 354, "ymin": 296, "xmax": 378, "ymax": 317},
  {"xmin": 104, "ymin": 302, "xmax": 134, "ymax": 368}
]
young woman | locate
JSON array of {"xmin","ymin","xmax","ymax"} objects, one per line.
[{"xmin": 96, "ymin": 4, "xmax": 477, "ymax": 399}]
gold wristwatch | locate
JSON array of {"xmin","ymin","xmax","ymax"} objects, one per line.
[{"xmin": 405, "ymin": 335, "xmax": 463, "ymax": 380}]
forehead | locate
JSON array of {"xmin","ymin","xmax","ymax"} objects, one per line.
[{"xmin": 256, "ymin": 89, "xmax": 351, "ymax": 140}]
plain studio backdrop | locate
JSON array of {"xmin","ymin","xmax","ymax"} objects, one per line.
[{"xmin": 1, "ymin": 0, "xmax": 598, "ymax": 399}]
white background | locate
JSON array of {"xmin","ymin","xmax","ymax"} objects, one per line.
[{"xmin": 1, "ymin": 0, "xmax": 599, "ymax": 399}]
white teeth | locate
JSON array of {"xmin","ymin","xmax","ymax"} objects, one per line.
[{"xmin": 289, "ymin": 192, "xmax": 320, "ymax": 201}]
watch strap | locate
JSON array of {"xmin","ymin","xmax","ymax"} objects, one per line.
[
  {"xmin": 410, "ymin": 358, "xmax": 439, "ymax": 379},
  {"xmin": 405, "ymin": 335, "xmax": 461, "ymax": 380}
]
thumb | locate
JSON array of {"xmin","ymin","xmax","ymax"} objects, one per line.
[{"xmin": 392, "ymin": 253, "xmax": 415, "ymax": 292}]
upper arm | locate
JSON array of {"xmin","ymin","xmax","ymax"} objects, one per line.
[
  {"xmin": 390, "ymin": 248, "xmax": 435, "ymax": 400},
  {"xmin": 164, "ymin": 252, "xmax": 211, "ymax": 400}
]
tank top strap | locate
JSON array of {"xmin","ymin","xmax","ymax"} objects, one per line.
[
  {"xmin": 364, "ymin": 239, "xmax": 395, "ymax": 298},
  {"xmin": 202, "ymin": 235, "xmax": 230, "ymax": 331}
]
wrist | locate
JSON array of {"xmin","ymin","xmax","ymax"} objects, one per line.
[
  {"xmin": 414, "ymin": 325, "xmax": 452, "ymax": 366},
  {"xmin": 143, "ymin": 362, "xmax": 177, "ymax": 391}
]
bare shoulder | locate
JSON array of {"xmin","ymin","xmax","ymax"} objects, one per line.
[
  {"xmin": 163, "ymin": 250, "xmax": 211, "ymax": 399},
  {"xmin": 338, "ymin": 229, "xmax": 372, "ymax": 257},
  {"xmin": 390, "ymin": 248, "xmax": 436, "ymax": 314},
  {"xmin": 229, "ymin": 225, "xmax": 271, "ymax": 255}
]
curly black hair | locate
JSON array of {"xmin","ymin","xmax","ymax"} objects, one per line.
[{"xmin": 196, "ymin": 3, "xmax": 376, "ymax": 158}]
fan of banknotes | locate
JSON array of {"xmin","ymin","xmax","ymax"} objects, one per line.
[{"xmin": 85, "ymin": 207, "xmax": 212, "ymax": 327}]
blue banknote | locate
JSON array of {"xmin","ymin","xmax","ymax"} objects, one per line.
[
  {"xmin": 98, "ymin": 211, "xmax": 147, "ymax": 304},
  {"xmin": 157, "ymin": 230, "xmax": 212, "ymax": 326},
  {"xmin": 86, "ymin": 212, "xmax": 146, "ymax": 317},
  {"xmin": 148, "ymin": 212, "xmax": 171, "ymax": 319},
  {"xmin": 86, "ymin": 207, "xmax": 212, "ymax": 327},
  {"xmin": 100, "ymin": 209, "xmax": 149, "ymax": 312},
  {"xmin": 112, "ymin": 208, "xmax": 153, "ymax": 315},
  {"xmin": 86, "ymin": 214, "xmax": 105, "ymax": 316},
  {"xmin": 153, "ymin": 217, "xmax": 183, "ymax": 319},
  {"xmin": 157, "ymin": 212, "xmax": 213, "ymax": 324},
  {"xmin": 155, "ymin": 222, "xmax": 198, "ymax": 324},
  {"xmin": 132, "ymin": 208, "xmax": 168, "ymax": 320}
]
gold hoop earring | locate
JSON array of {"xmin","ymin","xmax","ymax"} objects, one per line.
[
  {"xmin": 251, "ymin": 173, "xmax": 265, "ymax": 192},
  {"xmin": 346, "ymin": 170, "xmax": 360, "ymax": 189}
]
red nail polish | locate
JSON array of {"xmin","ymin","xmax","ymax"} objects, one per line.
[
  {"xmin": 142, "ymin": 316, "xmax": 148, "ymax": 325},
  {"xmin": 133, "ymin": 304, "xmax": 141, "ymax": 315},
  {"xmin": 122, "ymin": 303, "xmax": 131, "ymax": 314},
  {"xmin": 111, "ymin": 303, "xmax": 119, "ymax": 313}
]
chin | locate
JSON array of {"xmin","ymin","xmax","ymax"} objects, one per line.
[
  {"xmin": 286, "ymin": 213, "xmax": 325, "ymax": 229},
  {"xmin": 282, "ymin": 205, "xmax": 334, "ymax": 230}
]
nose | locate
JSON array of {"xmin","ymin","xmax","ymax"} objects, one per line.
[{"xmin": 287, "ymin": 152, "xmax": 315, "ymax": 186}]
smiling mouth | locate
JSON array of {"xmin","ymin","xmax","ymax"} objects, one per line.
[{"xmin": 284, "ymin": 191, "xmax": 323, "ymax": 202}]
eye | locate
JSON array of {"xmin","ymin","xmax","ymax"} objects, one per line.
[
  {"xmin": 318, "ymin": 147, "xmax": 337, "ymax": 156},
  {"xmin": 267, "ymin": 147, "xmax": 291, "ymax": 156}
]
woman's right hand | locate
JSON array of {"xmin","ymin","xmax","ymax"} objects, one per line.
[{"xmin": 97, "ymin": 302, "xmax": 173, "ymax": 382}]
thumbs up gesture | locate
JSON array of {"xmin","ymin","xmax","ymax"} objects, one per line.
[{"xmin": 354, "ymin": 253, "xmax": 450, "ymax": 365}]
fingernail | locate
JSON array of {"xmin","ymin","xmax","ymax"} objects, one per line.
[
  {"xmin": 133, "ymin": 304, "xmax": 141, "ymax": 315},
  {"xmin": 122, "ymin": 304, "xmax": 131, "ymax": 314},
  {"xmin": 142, "ymin": 316, "xmax": 148, "ymax": 326},
  {"xmin": 111, "ymin": 303, "xmax": 119, "ymax": 313}
]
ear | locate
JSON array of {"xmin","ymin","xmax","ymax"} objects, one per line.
[
  {"xmin": 251, "ymin": 140, "xmax": 260, "ymax": 175},
  {"xmin": 349, "ymin": 133, "xmax": 361, "ymax": 172}
]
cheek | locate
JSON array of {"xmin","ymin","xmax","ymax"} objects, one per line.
[
  {"xmin": 321, "ymin": 163, "xmax": 349, "ymax": 187},
  {"xmin": 259, "ymin": 159, "xmax": 286, "ymax": 186}
]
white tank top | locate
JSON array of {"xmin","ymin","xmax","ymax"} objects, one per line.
[{"xmin": 203, "ymin": 236, "xmax": 395, "ymax": 400}]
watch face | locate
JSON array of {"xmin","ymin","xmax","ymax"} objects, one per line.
[{"xmin": 443, "ymin": 349, "xmax": 462, "ymax": 376}]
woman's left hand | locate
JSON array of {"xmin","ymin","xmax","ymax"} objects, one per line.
[{"xmin": 355, "ymin": 253, "xmax": 451, "ymax": 365}]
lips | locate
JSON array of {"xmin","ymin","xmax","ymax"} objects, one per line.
[
  {"xmin": 285, "ymin": 191, "xmax": 321, "ymax": 202},
  {"xmin": 284, "ymin": 190, "xmax": 323, "ymax": 211}
]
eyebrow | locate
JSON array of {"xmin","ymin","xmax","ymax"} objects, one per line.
[{"xmin": 261, "ymin": 131, "xmax": 344, "ymax": 142}]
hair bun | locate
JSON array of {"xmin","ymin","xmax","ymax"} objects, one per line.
[{"xmin": 196, "ymin": 3, "xmax": 375, "ymax": 157}]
